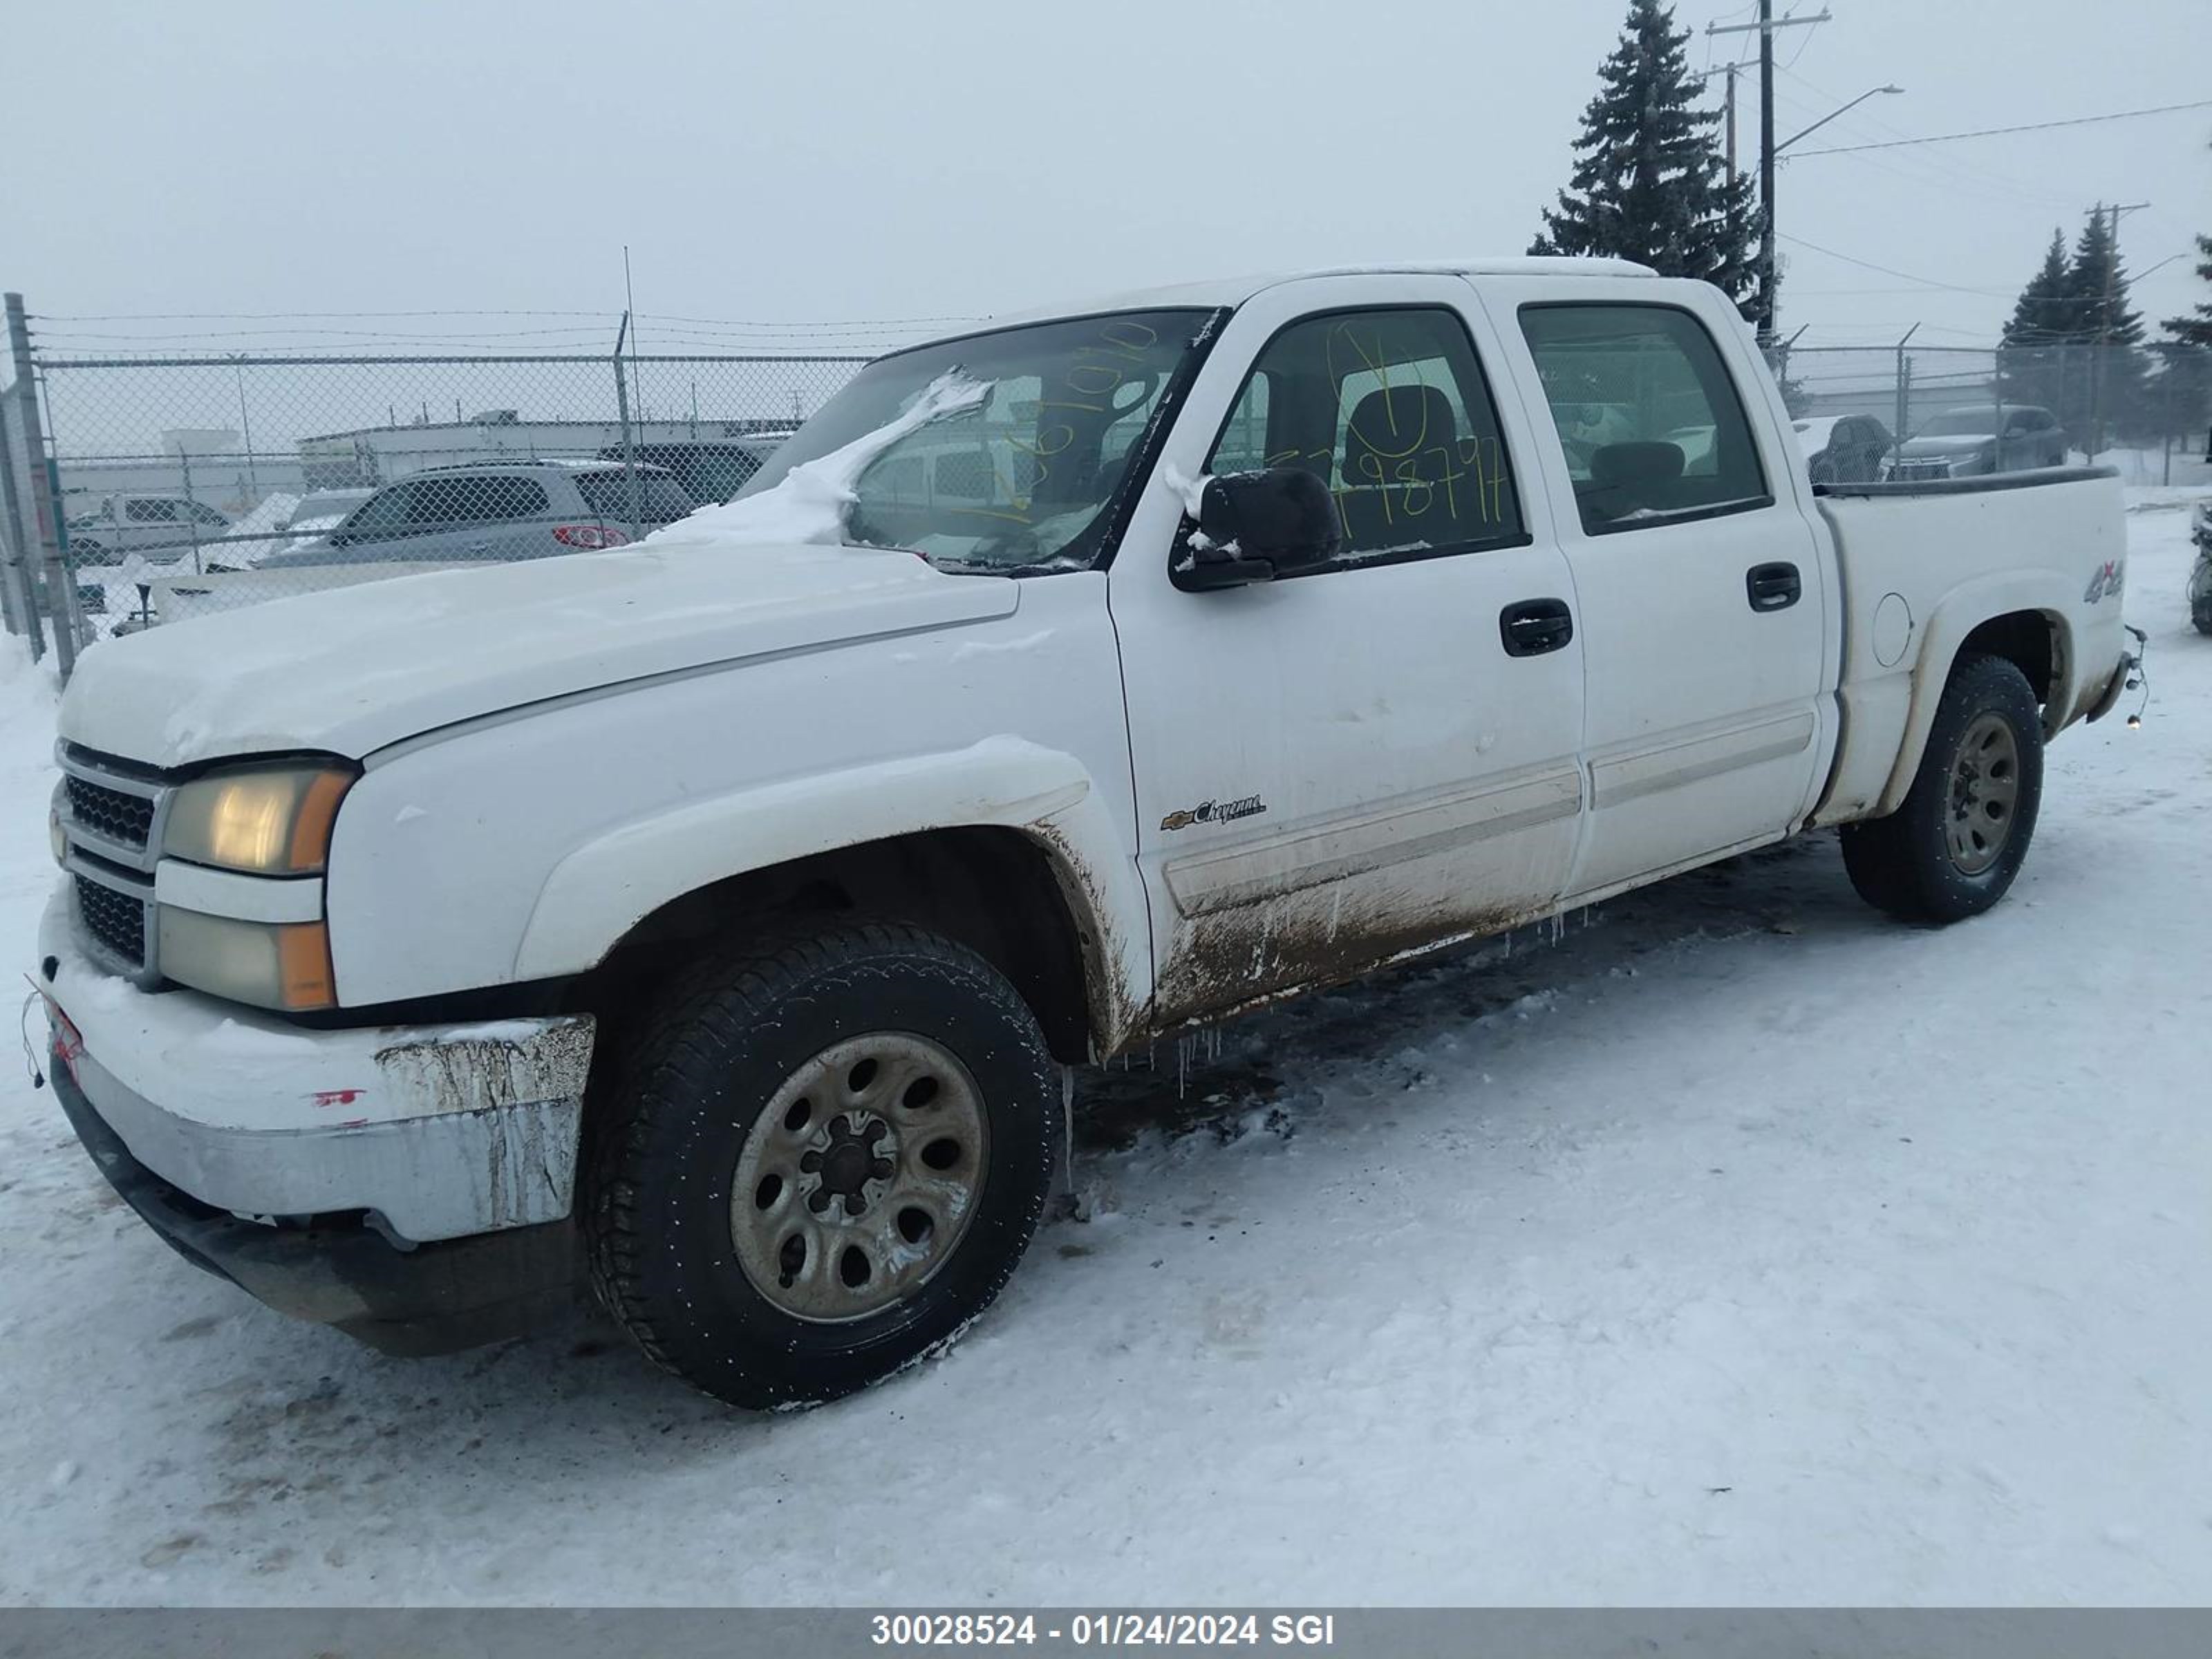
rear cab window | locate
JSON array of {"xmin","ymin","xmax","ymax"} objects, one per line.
[{"xmin": 1518, "ymin": 303, "xmax": 1772, "ymax": 536}]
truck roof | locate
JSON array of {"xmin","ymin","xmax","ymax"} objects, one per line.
[{"xmin": 971, "ymin": 257, "xmax": 1660, "ymax": 335}]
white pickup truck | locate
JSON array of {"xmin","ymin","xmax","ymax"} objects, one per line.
[{"xmin": 33, "ymin": 260, "xmax": 2136, "ymax": 1408}]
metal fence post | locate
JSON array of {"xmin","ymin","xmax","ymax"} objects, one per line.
[
  {"xmin": 0, "ymin": 394, "xmax": 39, "ymax": 650},
  {"xmin": 612, "ymin": 315, "xmax": 645, "ymax": 543},
  {"xmin": 6, "ymin": 293, "xmax": 74, "ymax": 679},
  {"xmin": 1892, "ymin": 324, "xmax": 1918, "ymax": 469}
]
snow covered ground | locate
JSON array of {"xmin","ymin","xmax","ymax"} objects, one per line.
[{"xmin": 0, "ymin": 500, "xmax": 2206, "ymax": 1608}]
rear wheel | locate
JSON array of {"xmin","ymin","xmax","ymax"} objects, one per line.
[
  {"xmin": 584, "ymin": 921, "xmax": 1060, "ymax": 1409},
  {"xmin": 1840, "ymin": 653, "xmax": 2044, "ymax": 924}
]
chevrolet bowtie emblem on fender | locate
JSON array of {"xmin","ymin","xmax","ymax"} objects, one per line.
[{"xmin": 2083, "ymin": 561, "xmax": 2124, "ymax": 604}]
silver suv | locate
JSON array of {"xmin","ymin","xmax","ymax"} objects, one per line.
[{"xmin": 260, "ymin": 459, "xmax": 695, "ymax": 570}]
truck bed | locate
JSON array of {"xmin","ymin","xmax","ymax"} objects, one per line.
[{"xmin": 1810, "ymin": 465, "xmax": 2128, "ymax": 826}]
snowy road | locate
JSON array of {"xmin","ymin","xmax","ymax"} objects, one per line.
[{"xmin": 1, "ymin": 500, "xmax": 2206, "ymax": 1606}]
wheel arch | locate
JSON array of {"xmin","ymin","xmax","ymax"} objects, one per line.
[
  {"xmin": 518, "ymin": 744, "xmax": 1149, "ymax": 1065},
  {"xmin": 1876, "ymin": 588, "xmax": 2073, "ymax": 817}
]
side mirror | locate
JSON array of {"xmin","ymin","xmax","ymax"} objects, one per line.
[{"xmin": 1175, "ymin": 467, "xmax": 1342, "ymax": 592}]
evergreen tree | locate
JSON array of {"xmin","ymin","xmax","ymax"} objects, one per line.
[
  {"xmin": 2163, "ymin": 234, "xmax": 2212, "ymax": 348},
  {"xmin": 1998, "ymin": 229, "xmax": 2077, "ymax": 415},
  {"xmin": 2065, "ymin": 207, "xmax": 2149, "ymax": 448},
  {"xmin": 2003, "ymin": 229, "xmax": 2077, "ymax": 345},
  {"xmin": 2162, "ymin": 146, "xmax": 2212, "ymax": 349},
  {"xmin": 1528, "ymin": 0, "xmax": 1759, "ymax": 318}
]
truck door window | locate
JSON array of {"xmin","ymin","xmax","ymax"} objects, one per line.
[
  {"xmin": 1203, "ymin": 308, "xmax": 1525, "ymax": 570},
  {"xmin": 1519, "ymin": 303, "xmax": 1772, "ymax": 535}
]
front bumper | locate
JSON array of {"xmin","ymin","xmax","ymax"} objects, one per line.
[
  {"xmin": 49, "ymin": 1054, "xmax": 579, "ymax": 1355},
  {"xmin": 35, "ymin": 891, "xmax": 594, "ymax": 1242},
  {"xmin": 33, "ymin": 890, "xmax": 597, "ymax": 1351}
]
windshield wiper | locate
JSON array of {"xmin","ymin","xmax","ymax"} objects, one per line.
[{"xmin": 927, "ymin": 556, "xmax": 1078, "ymax": 579}]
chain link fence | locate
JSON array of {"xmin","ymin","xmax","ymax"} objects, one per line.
[
  {"xmin": 1, "ymin": 308, "xmax": 866, "ymax": 667},
  {"xmin": 6, "ymin": 288, "xmax": 2211, "ymax": 679},
  {"xmin": 1768, "ymin": 339, "xmax": 2212, "ymax": 486}
]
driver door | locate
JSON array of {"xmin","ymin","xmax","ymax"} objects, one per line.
[{"xmin": 1107, "ymin": 275, "xmax": 1587, "ymax": 1030}]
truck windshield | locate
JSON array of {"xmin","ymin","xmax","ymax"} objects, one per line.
[{"xmin": 732, "ymin": 309, "xmax": 1216, "ymax": 572}]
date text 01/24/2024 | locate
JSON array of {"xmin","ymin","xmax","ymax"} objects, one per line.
[{"xmin": 870, "ymin": 1613, "xmax": 1338, "ymax": 1647}]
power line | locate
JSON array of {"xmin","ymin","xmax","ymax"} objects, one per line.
[
  {"xmin": 1775, "ymin": 232, "xmax": 2012, "ymax": 297},
  {"xmin": 1789, "ymin": 100, "xmax": 2212, "ymax": 157}
]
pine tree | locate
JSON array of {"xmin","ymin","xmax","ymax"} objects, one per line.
[
  {"xmin": 1998, "ymin": 229, "xmax": 2079, "ymax": 415},
  {"xmin": 1528, "ymin": 0, "xmax": 1759, "ymax": 317},
  {"xmin": 2003, "ymin": 230, "xmax": 2077, "ymax": 345},
  {"xmin": 2066, "ymin": 207, "xmax": 2150, "ymax": 449},
  {"xmin": 2162, "ymin": 144, "xmax": 2212, "ymax": 348},
  {"xmin": 2164, "ymin": 234, "xmax": 2212, "ymax": 348}
]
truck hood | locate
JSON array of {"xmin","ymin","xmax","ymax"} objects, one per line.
[{"xmin": 60, "ymin": 540, "xmax": 1019, "ymax": 769}]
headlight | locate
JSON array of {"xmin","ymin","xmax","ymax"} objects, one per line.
[
  {"xmin": 165, "ymin": 763, "xmax": 355, "ymax": 874},
  {"xmin": 157, "ymin": 909, "xmax": 336, "ymax": 1011}
]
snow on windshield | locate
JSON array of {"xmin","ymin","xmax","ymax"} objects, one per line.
[{"xmin": 657, "ymin": 371, "xmax": 992, "ymax": 548}]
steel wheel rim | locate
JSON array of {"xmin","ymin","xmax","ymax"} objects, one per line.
[
  {"xmin": 729, "ymin": 1033, "xmax": 990, "ymax": 1324},
  {"xmin": 1945, "ymin": 711, "xmax": 2021, "ymax": 876}
]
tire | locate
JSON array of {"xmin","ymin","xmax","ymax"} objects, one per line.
[
  {"xmin": 584, "ymin": 921, "xmax": 1060, "ymax": 1409},
  {"xmin": 1840, "ymin": 653, "xmax": 2044, "ymax": 924}
]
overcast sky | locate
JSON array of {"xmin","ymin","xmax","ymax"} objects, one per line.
[{"xmin": 6, "ymin": 0, "xmax": 2206, "ymax": 357}]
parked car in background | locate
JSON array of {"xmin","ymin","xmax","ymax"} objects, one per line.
[
  {"xmin": 1888, "ymin": 404, "xmax": 2066, "ymax": 480},
  {"xmin": 1793, "ymin": 414, "xmax": 1893, "ymax": 484},
  {"xmin": 257, "ymin": 488, "xmax": 375, "ymax": 564},
  {"xmin": 64, "ymin": 494, "xmax": 234, "ymax": 565},
  {"xmin": 62, "ymin": 494, "xmax": 241, "ymax": 630},
  {"xmin": 594, "ymin": 435, "xmax": 794, "ymax": 506},
  {"xmin": 256, "ymin": 460, "xmax": 692, "ymax": 571}
]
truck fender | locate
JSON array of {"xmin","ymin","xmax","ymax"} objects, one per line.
[
  {"xmin": 511, "ymin": 737, "xmax": 1149, "ymax": 1033},
  {"xmin": 1875, "ymin": 571, "xmax": 2076, "ymax": 817}
]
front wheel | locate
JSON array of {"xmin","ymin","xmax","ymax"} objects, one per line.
[
  {"xmin": 584, "ymin": 921, "xmax": 1061, "ymax": 1409},
  {"xmin": 1840, "ymin": 653, "xmax": 2045, "ymax": 924}
]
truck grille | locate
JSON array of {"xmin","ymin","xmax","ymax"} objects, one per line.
[
  {"xmin": 65, "ymin": 774, "xmax": 156, "ymax": 850},
  {"xmin": 75, "ymin": 874, "xmax": 147, "ymax": 967}
]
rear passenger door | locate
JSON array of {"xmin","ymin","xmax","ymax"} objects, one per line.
[
  {"xmin": 411, "ymin": 474, "xmax": 559, "ymax": 562},
  {"xmin": 1485, "ymin": 285, "xmax": 1833, "ymax": 898}
]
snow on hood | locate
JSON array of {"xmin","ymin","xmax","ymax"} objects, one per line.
[
  {"xmin": 648, "ymin": 370, "xmax": 991, "ymax": 551},
  {"xmin": 60, "ymin": 536, "xmax": 1018, "ymax": 769}
]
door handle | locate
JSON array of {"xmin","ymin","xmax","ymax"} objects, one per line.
[
  {"xmin": 1746, "ymin": 562, "xmax": 1802, "ymax": 612},
  {"xmin": 1499, "ymin": 597, "xmax": 1574, "ymax": 657}
]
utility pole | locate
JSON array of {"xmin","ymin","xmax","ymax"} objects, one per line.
[
  {"xmin": 1759, "ymin": 0, "xmax": 1776, "ymax": 341},
  {"xmin": 1707, "ymin": 7, "xmax": 1828, "ymax": 346},
  {"xmin": 1725, "ymin": 62, "xmax": 1738, "ymax": 181},
  {"xmin": 2088, "ymin": 200, "xmax": 2150, "ymax": 456}
]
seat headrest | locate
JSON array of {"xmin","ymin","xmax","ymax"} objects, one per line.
[{"xmin": 1342, "ymin": 384, "xmax": 1459, "ymax": 487}]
